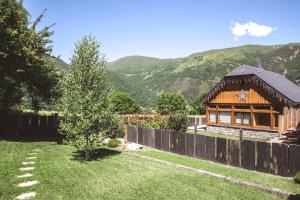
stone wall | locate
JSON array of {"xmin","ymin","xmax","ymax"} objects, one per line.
[{"xmin": 206, "ymin": 125, "xmax": 279, "ymax": 140}]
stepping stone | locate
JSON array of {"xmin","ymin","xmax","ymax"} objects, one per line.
[
  {"xmin": 16, "ymin": 192, "xmax": 36, "ymax": 200},
  {"xmin": 25, "ymin": 157, "xmax": 37, "ymax": 160},
  {"xmin": 18, "ymin": 180, "xmax": 39, "ymax": 187},
  {"xmin": 27, "ymin": 153, "xmax": 37, "ymax": 155},
  {"xmin": 32, "ymin": 149, "xmax": 41, "ymax": 152},
  {"xmin": 17, "ymin": 173, "xmax": 33, "ymax": 178},
  {"xmin": 19, "ymin": 167, "xmax": 35, "ymax": 171},
  {"xmin": 22, "ymin": 161, "xmax": 35, "ymax": 165}
]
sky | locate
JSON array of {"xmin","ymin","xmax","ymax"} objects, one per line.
[{"xmin": 24, "ymin": 0, "xmax": 300, "ymax": 62}]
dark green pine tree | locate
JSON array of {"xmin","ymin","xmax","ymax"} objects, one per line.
[{"xmin": 0, "ymin": 0, "xmax": 58, "ymax": 111}]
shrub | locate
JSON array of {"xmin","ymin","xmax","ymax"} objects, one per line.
[
  {"xmin": 109, "ymin": 92, "xmax": 141, "ymax": 114},
  {"xmin": 162, "ymin": 111, "xmax": 188, "ymax": 132},
  {"xmin": 107, "ymin": 138, "xmax": 120, "ymax": 148},
  {"xmin": 139, "ymin": 119, "xmax": 161, "ymax": 129},
  {"xmin": 295, "ymin": 171, "xmax": 300, "ymax": 184},
  {"xmin": 157, "ymin": 92, "xmax": 188, "ymax": 115}
]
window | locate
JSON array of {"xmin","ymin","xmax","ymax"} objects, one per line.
[
  {"xmin": 219, "ymin": 112, "xmax": 231, "ymax": 124},
  {"xmin": 209, "ymin": 111, "xmax": 216, "ymax": 123},
  {"xmin": 243, "ymin": 113, "xmax": 250, "ymax": 125},
  {"xmin": 235, "ymin": 112, "xmax": 250, "ymax": 125},
  {"xmin": 236, "ymin": 113, "xmax": 242, "ymax": 124},
  {"xmin": 254, "ymin": 113, "xmax": 270, "ymax": 127}
]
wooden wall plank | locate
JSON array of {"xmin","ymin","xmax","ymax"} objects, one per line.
[
  {"xmin": 185, "ymin": 134, "xmax": 195, "ymax": 157},
  {"xmin": 195, "ymin": 135, "xmax": 206, "ymax": 159},
  {"xmin": 256, "ymin": 142, "xmax": 270, "ymax": 173},
  {"xmin": 154, "ymin": 129, "xmax": 162, "ymax": 150}
]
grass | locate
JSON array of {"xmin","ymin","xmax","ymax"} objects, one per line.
[
  {"xmin": 135, "ymin": 147, "xmax": 300, "ymax": 194},
  {"xmin": 0, "ymin": 140, "xmax": 284, "ymax": 200}
]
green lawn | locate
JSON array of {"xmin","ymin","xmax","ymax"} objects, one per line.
[
  {"xmin": 135, "ymin": 147, "xmax": 300, "ymax": 194},
  {"xmin": 0, "ymin": 140, "xmax": 286, "ymax": 200}
]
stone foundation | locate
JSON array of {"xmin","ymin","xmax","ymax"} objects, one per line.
[{"xmin": 206, "ymin": 125, "xmax": 279, "ymax": 140}]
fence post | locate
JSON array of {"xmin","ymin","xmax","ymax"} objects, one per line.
[
  {"xmin": 194, "ymin": 115, "xmax": 197, "ymax": 134},
  {"xmin": 239, "ymin": 128, "xmax": 243, "ymax": 167}
]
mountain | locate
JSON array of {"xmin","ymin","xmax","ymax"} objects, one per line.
[
  {"xmin": 48, "ymin": 56, "xmax": 155, "ymax": 107},
  {"xmin": 109, "ymin": 43, "xmax": 300, "ymax": 107}
]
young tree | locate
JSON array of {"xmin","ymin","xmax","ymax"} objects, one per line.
[
  {"xmin": 157, "ymin": 92, "xmax": 187, "ymax": 115},
  {"xmin": 59, "ymin": 36, "xmax": 122, "ymax": 160},
  {"xmin": 109, "ymin": 92, "xmax": 141, "ymax": 114}
]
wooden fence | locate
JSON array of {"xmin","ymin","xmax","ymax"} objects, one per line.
[
  {"xmin": 127, "ymin": 125, "xmax": 300, "ymax": 177},
  {"xmin": 0, "ymin": 113, "xmax": 61, "ymax": 140}
]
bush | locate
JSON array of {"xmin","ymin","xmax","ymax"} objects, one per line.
[
  {"xmin": 107, "ymin": 138, "xmax": 120, "ymax": 148},
  {"xmin": 139, "ymin": 119, "xmax": 161, "ymax": 129},
  {"xmin": 157, "ymin": 92, "xmax": 187, "ymax": 115},
  {"xmin": 162, "ymin": 111, "xmax": 188, "ymax": 132},
  {"xmin": 295, "ymin": 171, "xmax": 300, "ymax": 184},
  {"xmin": 109, "ymin": 92, "xmax": 141, "ymax": 114}
]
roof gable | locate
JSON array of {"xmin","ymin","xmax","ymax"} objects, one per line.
[
  {"xmin": 203, "ymin": 65, "xmax": 300, "ymax": 107},
  {"xmin": 225, "ymin": 65, "xmax": 300, "ymax": 104}
]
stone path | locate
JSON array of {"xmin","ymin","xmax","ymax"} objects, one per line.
[{"xmin": 15, "ymin": 148, "xmax": 42, "ymax": 199}]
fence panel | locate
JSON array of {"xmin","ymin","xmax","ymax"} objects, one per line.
[
  {"xmin": 31, "ymin": 115, "xmax": 39, "ymax": 133},
  {"xmin": 154, "ymin": 129, "xmax": 162, "ymax": 150},
  {"xmin": 161, "ymin": 130, "xmax": 170, "ymax": 152},
  {"xmin": 256, "ymin": 142, "xmax": 270, "ymax": 173},
  {"xmin": 241, "ymin": 140, "xmax": 256, "ymax": 170},
  {"xmin": 205, "ymin": 136, "xmax": 216, "ymax": 161},
  {"xmin": 177, "ymin": 132, "xmax": 186, "ymax": 155},
  {"xmin": 124, "ymin": 126, "xmax": 299, "ymax": 177},
  {"xmin": 21, "ymin": 115, "xmax": 31, "ymax": 136},
  {"xmin": 170, "ymin": 131, "xmax": 178, "ymax": 154},
  {"xmin": 185, "ymin": 134, "xmax": 195, "ymax": 157},
  {"xmin": 216, "ymin": 138, "xmax": 227, "ymax": 164},
  {"xmin": 143, "ymin": 127, "xmax": 149, "ymax": 146},
  {"xmin": 195, "ymin": 135, "xmax": 206, "ymax": 159},
  {"xmin": 148, "ymin": 128, "xmax": 155, "ymax": 148},
  {"xmin": 288, "ymin": 144, "xmax": 300, "ymax": 176},
  {"xmin": 138, "ymin": 126, "xmax": 144, "ymax": 145},
  {"xmin": 227, "ymin": 140, "xmax": 239, "ymax": 167},
  {"xmin": 271, "ymin": 143, "xmax": 289, "ymax": 176},
  {"xmin": 40, "ymin": 116, "xmax": 49, "ymax": 136}
]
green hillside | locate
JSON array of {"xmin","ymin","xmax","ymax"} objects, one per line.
[{"xmin": 109, "ymin": 43, "xmax": 300, "ymax": 107}]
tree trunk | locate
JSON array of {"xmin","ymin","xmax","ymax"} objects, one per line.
[{"xmin": 85, "ymin": 134, "xmax": 90, "ymax": 161}]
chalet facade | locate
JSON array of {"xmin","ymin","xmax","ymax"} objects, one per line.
[{"xmin": 203, "ymin": 64, "xmax": 300, "ymax": 138}]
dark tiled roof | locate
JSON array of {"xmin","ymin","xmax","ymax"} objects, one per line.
[{"xmin": 225, "ymin": 65, "xmax": 300, "ymax": 104}]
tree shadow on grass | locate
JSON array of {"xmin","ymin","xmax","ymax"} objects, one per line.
[
  {"xmin": 288, "ymin": 194, "xmax": 300, "ymax": 200},
  {"xmin": 72, "ymin": 147, "xmax": 121, "ymax": 162}
]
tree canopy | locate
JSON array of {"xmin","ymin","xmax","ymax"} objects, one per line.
[
  {"xmin": 156, "ymin": 92, "xmax": 188, "ymax": 115},
  {"xmin": 191, "ymin": 92, "xmax": 208, "ymax": 114},
  {"xmin": 109, "ymin": 92, "xmax": 141, "ymax": 114},
  {"xmin": 59, "ymin": 35, "xmax": 122, "ymax": 160},
  {"xmin": 0, "ymin": 0, "xmax": 58, "ymax": 111}
]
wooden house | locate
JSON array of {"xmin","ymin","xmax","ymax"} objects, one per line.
[{"xmin": 202, "ymin": 64, "xmax": 300, "ymax": 136}]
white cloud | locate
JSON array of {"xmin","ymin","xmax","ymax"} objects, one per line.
[{"xmin": 230, "ymin": 22, "xmax": 274, "ymax": 41}]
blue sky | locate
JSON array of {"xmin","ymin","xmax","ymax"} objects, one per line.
[{"xmin": 24, "ymin": 0, "xmax": 300, "ymax": 62}]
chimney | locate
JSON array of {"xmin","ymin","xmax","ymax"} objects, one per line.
[
  {"xmin": 255, "ymin": 57, "xmax": 263, "ymax": 69},
  {"xmin": 282, "ymin": 69, "xmax": 287, "ymax": 77}
]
